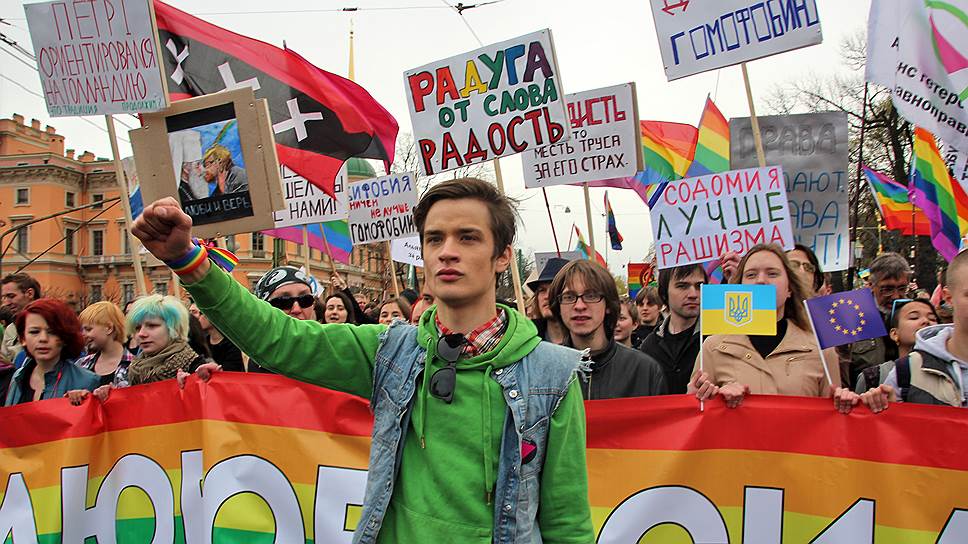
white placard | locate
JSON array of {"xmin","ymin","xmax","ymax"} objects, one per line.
[
  {"xmin": 272, "ymin": 165, "xmax": 347, "ymax": 228},
  {"xmin": 649, "ymin": 0, "xmax": 823, "ymax": 81},
  {"xmin": 24, "ymin": 0, "xmax": 169, "ymax": 116},
  {"xmin": 404, "ymin": 29, "xmax": 569, "ymax": 176},
  {"xmin": 391, "ymin": 236, "xmax": 424, "ymax": 267},
  {"xmin": 522, "ymin": 83, "xmax": 641, "ymax": 188},
  {"xmin": 348, "ymin": 172, "xmax": 418, "ymax": 245},
  {"xmin": 534, "ymin": 251, "xmax": 583, "ymax": 274},
  {"xmin": 649, "ymin": 166, "xmax": 794, "ymax": 269}
]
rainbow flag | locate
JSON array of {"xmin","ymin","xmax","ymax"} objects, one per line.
[
  {"xmin": 263, "ymin": 220, "xmax": 353, "ymax": 264},
  {"xmin": 627, "ymin": 262, "xmax": 655, "ymax": 299},
  {"xmin": 909, "ymin": 127, "xmax": 968, "ymax": 261},
  {"xmin": 703, "ymin": 258, "xmax": 725, "ymax": 284},
  {"xmin": 685, "ymin": 96, "xmax": 730, "ymax": 178},
  {"xmin": 574, "ymin": 225, "xmax": 606, "ymax": 267},
  {"xmin": 588, "ymin": 121, "xmax": 698, "ymax": 208},
  {"xmin": 862, "ymin": 165, "xmax": 931, "ymax": 235},
  {"xmin": 604, "ymin": 191, "xmax": 623, "ymax": 250}
]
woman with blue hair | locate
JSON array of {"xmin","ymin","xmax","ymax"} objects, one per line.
[{"xmin": 125, "ymin": 294, "xmax": 207, "ymax": 385}]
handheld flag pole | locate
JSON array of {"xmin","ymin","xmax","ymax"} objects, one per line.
[
  {"xmin": 803, "ymin": 300, "xmax": 835, "ymax": 388},
  {"xmin": 583, "ymin": 183, "xmax": 596, "ymax": 263},
  {"xmin": 740, "ymin": 63, "xmax": 767, "ymax": 169}
]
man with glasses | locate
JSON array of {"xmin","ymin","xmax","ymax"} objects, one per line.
[
  {"xmin": 549, "ymin": 259, "xmax": 666, "ymax": 399},
  {"xmin": 849, "ymin": 252, "xmax": 912, "ymax": 388},
  {"xmin": 132, "ymin": 178, "xmax": 593, "ymax": 543}
]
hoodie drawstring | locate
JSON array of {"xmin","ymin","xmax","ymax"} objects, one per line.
[{"xmin": 483, "ymin": 364, "xmax": 494, "ymax": 504}]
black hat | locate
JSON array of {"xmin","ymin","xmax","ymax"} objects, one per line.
[
  {"xmin": 254, "ymin": 266, "xmax": 313, "ymax": 300},
  {"xmin": 528, "ymin": 258, "xmax": 570, "ymax": 291}
]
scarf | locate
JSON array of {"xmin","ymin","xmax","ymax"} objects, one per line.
[{"xmin": 127, "ymin": 340, "xmax": 199, "ymax": 386}]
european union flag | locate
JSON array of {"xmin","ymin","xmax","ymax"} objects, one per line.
[
  {"xmin": 805, "ymin": 289, "xmax": 887, "ymax": 349},
  {"xmin": 700, "ymin": 284, "xmax": 777, "ymax": 336}
]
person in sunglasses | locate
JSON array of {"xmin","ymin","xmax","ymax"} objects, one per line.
[
  {"xmin": 132, "ymin": 178, "xmax": 593, "ymax": 543},
  {"xmin": 253, "ymin": 266, "xmax": 317, "ymax": 321},
  {"xmin": 549, "ymin": 259, "xmax": 667, "ymax": 400},
  {"xmin": 853, "ymin": 298, "xmax": 939, "ymax": 393}
]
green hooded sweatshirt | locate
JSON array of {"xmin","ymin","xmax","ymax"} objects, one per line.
[{"xmin": 186, "ymin": 265, "xmax": 594, "ymax": 543}]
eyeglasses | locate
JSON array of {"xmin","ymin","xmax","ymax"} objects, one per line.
[
  {"xmin": 789, "ymin": 261, "xmax": 816, "ymax": 274},
  {"xmin": 268, "ymin": 294, "xmax": 315, "ymax": 311},
  {"xmin": 429, "ymin": 333, "xmax": 467, "ymax": 404},
  {"xmin": 877, "ymin": 284, "xmax": 909, "ymax": 296},
  {"xmin": 559, "ymin": 292, "xmax": 604, "ymax": 305}
]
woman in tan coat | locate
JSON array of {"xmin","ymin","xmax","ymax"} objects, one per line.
[{"xmin": 689, "ymin": 244, "xmax": 840, "ymax": 407}]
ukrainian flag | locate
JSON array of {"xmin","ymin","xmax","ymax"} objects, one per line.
[{"xmin": 701, "ymin": 284, "xmax": 777, "ymax": 336}]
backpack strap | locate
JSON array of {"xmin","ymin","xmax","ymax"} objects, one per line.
[
  {"xmin": 896, "ymin": 354, "xmax": 914, "ymax": 402},
  {"xmin": 860, "ymin": 365, "xmax": 881, "ymax": 392}
]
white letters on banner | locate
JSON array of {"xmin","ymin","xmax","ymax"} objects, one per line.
[
  {"xmin": 648, "ymin": 0, "xmax": 823, "ymax": 81},
  {"xmin": 24, "ymin": 0, "xmax": 169, "ymax": 116},
  {"xmin": 404, "ymin": 30, "xmax": 570, "ymax": 176},
  {"xmin": 730, "ymin": 112, "xmax": 849, "ymax": 271},
  {"xmin": 649, "ymin": 166, "xmax": 794, "ymax": 269},
  {"xmin": 272, "ymin": 165, "xmax": 347, "ymax": 228},
  {"xmin": 391, "ymin": 236, "xmax": 424, "ymax": 267},
  {"xmin": 348, "ymin": 173, "xmax": 418, "ymax": 245},
  {"xmin": 522, "ymin": 83, "xmax": 641, "ymax": 188}
]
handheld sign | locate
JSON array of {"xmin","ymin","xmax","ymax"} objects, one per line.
[
  {"xmin": 272, "ymin": 164, "xmax": 348, "ymax": 228},
  {"xmin": 649, "ymin": 166, "xmax": 795, "ymax": 269},
  {"xmin": 522, "ymin": 83, "xmax": 642, "ymax": 188},
  {"xmin": 648, "ymin": 0, "xmax": 823, "ymax": 81},
  {"xmin": 348, "ymin": 173, "xmax": 418, "ymax": 245},
  {"xmin": 404, "ymin": 29, "xmax": 569, "ymax": 176},
  {"xmin": 730, "ymin": 112, "xmax": 850, "ymax": 271},
  {"xmin": 391, "ymin": 236, "xmax": 424, "ymax": 267},
  {"xmin": 24, "ymin": 0, "xmax": 169, "ymax": 116}
]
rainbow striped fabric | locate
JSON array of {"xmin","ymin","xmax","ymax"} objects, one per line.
[
  {"xmin": 909, "ymin": 127, "xmax": 968, "ymax": 261},
  {"xmin": 263, "ymin": 220, "xmax": 353, "ymax": 264},
  {"xmin": 862, "ymin": 165, "xmax": 931, "ymax": 235},
  {"xmin": 685, "ymin": 96, "xmax": 730, "ymax": 178},
  {"xmin": 604, "ymin": 191, "xmax": 623, "ymax": 250},
  {"xmin": 574, "ymin": 225, "xmax": 607, "ymax": 267},
  {"xmin": 627, "ymin": 262, "xmax": 655, "ymax": 299}
]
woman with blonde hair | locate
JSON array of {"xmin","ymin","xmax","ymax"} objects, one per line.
[{"xmin": 690, "ymin": 243, "xmax": 840, "ymax": 408}]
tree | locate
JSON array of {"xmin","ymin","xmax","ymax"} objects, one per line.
[
  {"xmin": 614, "ymin": 276, "xmax": 629, "ymax": 297},
  {"xmin": 392, "ymin": 132, "xmax": 495, "ymax": 196},
  {"xmin": 764, "ymin": 29, "xmax": 938, "ymax": 292}
]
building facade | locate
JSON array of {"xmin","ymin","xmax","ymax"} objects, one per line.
[{"xmin": 0, "ymin": 113, "xmax": 392, "ymax": 310}]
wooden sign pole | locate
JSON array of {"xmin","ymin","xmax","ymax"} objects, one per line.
[
  {"xmin": 493, "ymin": 159, "xmax": 527, "ymax": 314},
  {"xmin": 105, "ymin": 115, "xmax": 148, "ymax": 296}
]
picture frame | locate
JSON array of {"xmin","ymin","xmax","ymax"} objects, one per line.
[{"xmin": 130, "ymin": 87, "xmax": 283, "ymax": 238}]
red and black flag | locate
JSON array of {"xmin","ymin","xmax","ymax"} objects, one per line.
[{"xmin": 153, "ymin": 1, "xmax": 398, "ymax": 198}]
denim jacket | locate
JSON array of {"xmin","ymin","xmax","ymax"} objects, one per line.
[
  {"xmin": 354, "ymin": 321, "xmax": 585, "ymax": 544},
  {"xmin": 4, "ymin": 357, "xmax": 99, "ymax": 406}
]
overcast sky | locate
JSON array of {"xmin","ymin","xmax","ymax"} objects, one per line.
[{"xmin": 1, "ymin": 0, "xmax": 872, "ymax": 277}]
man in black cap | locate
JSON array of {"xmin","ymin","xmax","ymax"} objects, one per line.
[
  {"xmin": 254, "ymin": 266, "xmax": 317, "ymax": 321},
  {"xmin": 528, "ymin": 257, "xmax": 569, "ymax": 344}
]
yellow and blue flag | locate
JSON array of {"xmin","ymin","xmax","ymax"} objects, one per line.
[{"xmin": 701, "ymin": 284, "xmax": 777, "ymax": 336}]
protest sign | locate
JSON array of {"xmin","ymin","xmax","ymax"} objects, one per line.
[
  {"xmin": 867, "ymin": 0, "xmax": 968, "ymax": 170},
  {"xmin": 24, "ymin": 0, "xmax": 169, "ymax": 117},
  {"xmin": 348, "ymin": 172, "xmax": 418, "ymax": 245},
  {"xmin": 272, "ymin": 164, "xmax": 347, "ymax": 229},
  {"xmin": 391, "ymin": 236, "xmax": 424, "ymax": 267},
  {"xmin": 534, "ymin": 250, "xmax": 582, "ymax": 274},
  {"xmin": 730, "ymin": 112, "xmax": 849, "ymax": 271},
  {"xmin": 648, "ymin": 0, "xmax": 823, "ymax": 81},
  {"xmin": 522, "ymin": 83, "xmax": 641, "ymax": 188},
  {"xmin": 4, "ymin": 375, "xmax": 968, "ymax": 542},
  {"xmin": 942, "ymin": 141, "xmax": 968, "ymax": 191},
  {"xmin": 649, "ymin": 166, "xmax": 794, "ymax": 269},
  {"xmin": 404, "ymin": 30, "xmax": 569, "ymax": 176}
]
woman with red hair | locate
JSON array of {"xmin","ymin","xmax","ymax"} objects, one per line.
[{"xmin": 4, "ymin": 298, "xmax": 98, "ymax": 406}]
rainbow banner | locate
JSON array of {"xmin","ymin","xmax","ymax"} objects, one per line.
[
  {"xmin": 4, "ymin": 376, "xmax": 968, "ymax": 542},
  {"xmin": 862, "ymin": 165, "xmax": 932, "ymax": 235},
  {"xmin": 684, "ymin": 96, "xmax": 730, "ymax": 178},
  {"xmin": 263, "ymin": 220, "xmax": 353, "ymax": 264},
  {"xmin": 627, "ymin": 262, "xmax": 655, "ymax": 299},
  {"xmin": 910, "ymin": 127, "xmax": 968, "ymax": 261}
]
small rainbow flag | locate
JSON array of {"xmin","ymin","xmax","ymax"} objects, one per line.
[
  {"xmin": 909, "ymin": 127, "xmax": 968, "ymax": 261},
  {"xmin": 862, "ymin": 165, "xmax": 931, "ymax": 235},
  {"xmin": 685, "ymin": 96, "xmax": 730, "ymax": 178},
  {"xmin": 627, "ymin": 262, "xmax": 655, "ymax": 299},
  {"xmin": 262, "ymin": 220, "xmax": 353, "ymax": 264},
  {"xmin": 574, "ymin": 225, "xmax": 606, "ymax": 267},
  {"xmin": 604, "ymin": 191, "xmax": 623, "ymax": 251}
]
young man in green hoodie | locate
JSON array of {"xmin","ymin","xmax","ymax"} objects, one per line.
[{"xmin": 132, "ymin": 178, "xmax": 593, "ymax": 543}]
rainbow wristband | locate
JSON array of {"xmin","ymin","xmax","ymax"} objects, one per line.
[{"xmin": 165, "ymin": 242, "xmax": 209, "ymax": 276}]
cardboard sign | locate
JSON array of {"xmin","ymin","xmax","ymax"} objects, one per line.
[
  {"xmin": 730, "ymin": 112, "xmax": 850, "ymax": 271},
  {"xmin": 272, "ymin": 164, "xmax": 347, "ymax": 228},
  {"xmin": 348, "ymin": 172, "xmax": 418, "ymax": 245},
  {"xmin": 522, "ymin": 83, "xmax": 642, "ymax": 188},
  {"xmin": 649, "ymin": 166, "xmax": 794, "ymax": 269},
  {"xmin": 24, "ymin": 0, "xmax": 169, "ymax": 116},
  {"xmin": 391, "ymin": 236, "xmax": 424, "ymax": 267},
  {"xmin": 648, "ymin": 0, "xmax": 823, "ymax": 81},
  {"xmin": 130, "ymin": 88, "xmax": 283, "ymax": 238},
  {"xmin": 533, "ymin": 251, "xmax": 582, "ymax": 275},
  {"xmin": 404, "ymin": 29, "xmax": 569, "ymax": 176}
]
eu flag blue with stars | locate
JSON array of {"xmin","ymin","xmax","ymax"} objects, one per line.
[{"xmin": 805, "ymin": 289, "xmax": 888, "ymax": 349}]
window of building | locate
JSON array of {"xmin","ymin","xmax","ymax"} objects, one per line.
[
  {"xmin": 121, "ymin": 227, "xmax": 131, "ymax": 254},
  {"xmin": 226, "ymin": 235, "xmax": 238, "ymax": 253},
  {"xmin": 91, "ymin": 193, "xmax": 104, "ymax": 209},
  {"xmin": 65, "ymin": 227, "xmax": 75, "ymax": 255},
  {"xmin": 65, "ymin": 191, "xmax": 76, "ymax": 208},
  {"xmin": 251, "ymin": 233, "xmax": 265, "ymax": 256},
  {"xmin": 15, "ymin": 188, "xmax": 28, "ymax": 205},
  {"xmin": 92, "ymin": 230, "xmax": 104, "ymax": 256},
  {"xmin": 122, "ymin": 284, "xmax": 134, "ymax": 306},
  {"xmin": 14, "ymin": 225, "xmax": 28, "ymax": 255},
  {"xmin": 90, "ymin": 285, "xmax": 102, "ymax": 303},
  {"xmin": 154, "ymin": 282, "xmax": 168, "ymax": 295}
]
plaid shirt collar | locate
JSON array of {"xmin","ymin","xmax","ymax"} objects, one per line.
[{"xmin": 436, "ymin": 308, "xmax": 507, "ymax": 358}]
